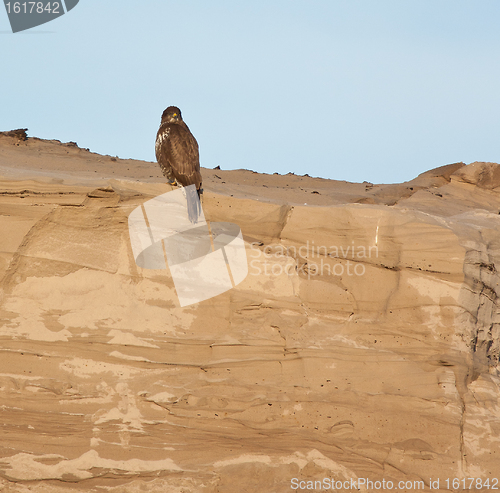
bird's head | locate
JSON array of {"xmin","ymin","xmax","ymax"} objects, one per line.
[{"xmin": 161, "ymin": 106, "xmax": 182, "ymax": 123}]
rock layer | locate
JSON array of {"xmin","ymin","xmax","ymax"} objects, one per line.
[{"xmin": 0, "ymin": 133, "xmax": 499, "ymax": 492}]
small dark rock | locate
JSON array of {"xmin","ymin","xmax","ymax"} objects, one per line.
[{"xmin": 1, "ymin": 128, "xmax": 28, "ymax": 141}]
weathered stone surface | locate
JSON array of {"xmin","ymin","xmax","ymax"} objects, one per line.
[{"xmin": 0, "ymin": 138, "xmax": 499, "ymax": 491}]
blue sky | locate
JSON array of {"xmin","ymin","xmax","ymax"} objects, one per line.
[{"xmin": 2, "ymin": 1, "xmax": 499, "ymax": 183}]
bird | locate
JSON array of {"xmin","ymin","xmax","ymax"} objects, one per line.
[{"xmin": 155, "ymin": 106, "xmax": 203, "ymax": 223}]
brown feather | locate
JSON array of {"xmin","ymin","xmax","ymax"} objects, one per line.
[
  {"xmin": 155, "ymin": 107, "xmax": 203, "ymax": 222},
  {"xmin": 155, "ymin": 117, "xmax": 202, "ymax": 190}
]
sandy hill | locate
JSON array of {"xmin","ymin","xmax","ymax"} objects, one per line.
[{"xmin": 0, "ymin": 129, "xmax": 499, "ymax": 492}]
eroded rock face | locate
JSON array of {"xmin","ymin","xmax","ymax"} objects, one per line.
[
  {"xmin": 451, "ymin": 161, "xmax": 500, "ymax": 190},
  {"xmin": 0, "ymin": 160, "xmax": 499, "ymax": 492}
]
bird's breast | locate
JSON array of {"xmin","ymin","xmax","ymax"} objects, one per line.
[{"xmin": 155, "ymin": 128, "xmax": 170, "ymax": 154}]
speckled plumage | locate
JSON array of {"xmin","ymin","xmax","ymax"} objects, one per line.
[{"xmin": 155, "ymin": 106, "xmax": 202, "ymax": 222}]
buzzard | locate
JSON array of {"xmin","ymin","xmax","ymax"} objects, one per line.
[{"xmin": 155, "ymin": 106, "xmax": 202, "ymax": 223}]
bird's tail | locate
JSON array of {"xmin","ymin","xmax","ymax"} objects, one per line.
[{"xmin": 186, "ymin": 186, "xmax": 202, "ymax": 223}]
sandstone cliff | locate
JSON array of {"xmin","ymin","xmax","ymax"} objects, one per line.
[{"xmin": 0, "ymin": 131, "xmax": 499, "ymax": 492}]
